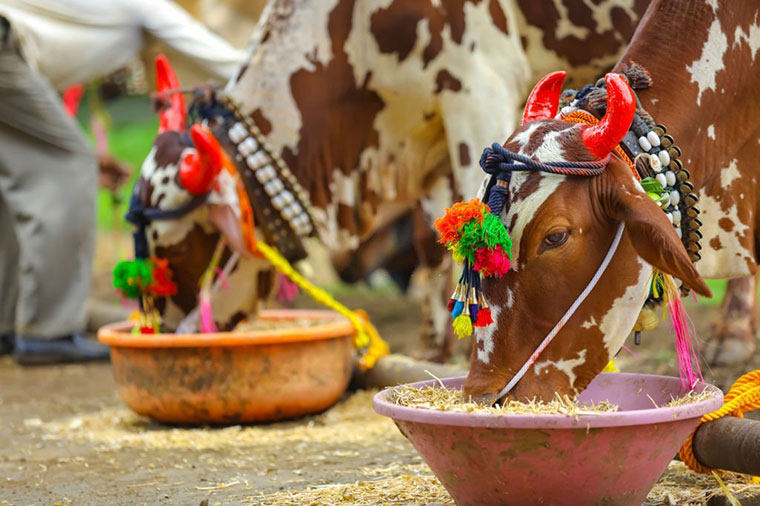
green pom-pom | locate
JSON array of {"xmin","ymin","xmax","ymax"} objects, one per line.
[
  {"xmin": 452, "ymin": 314, "xmax": 473, "ymax": 339},
  {"xmin": 453, "ymin": 213, "xmax": 513, "ymax": 262},
  {"xmin": 481, "ymin": 214, "xmax": 512, "ymax": 258},
  {"xmin": 113, "ymin": 259, "xmax": 153, "ymax": 299}
]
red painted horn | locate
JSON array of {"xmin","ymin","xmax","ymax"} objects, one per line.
[
  {"xmin": 521, "ymin": 71, "xmax": 567, "ymax": 125},
  {"xmin": 179, "ymin": 125, "xmax": 224, "ymax": 195},
  {"xmin": 581, "ymin": 73, "xmax": 636, "ymax": 159},
  {"xmin": 155, "ymin": 54, "xmax": 186, "ymax": 133}
]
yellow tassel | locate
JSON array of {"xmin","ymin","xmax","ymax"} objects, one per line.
[
  {"xmin": 602, "ymin": 359, "xmax": 620, "ymax": 373},
  {"xmin": 255, "ymin": 241, "xmax": 390, "ymax": 369},
  {"xmin": 453, "ymin": 314, "xmax": 473, "ymax": 339}
]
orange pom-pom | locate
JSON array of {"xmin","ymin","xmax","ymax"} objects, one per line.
[{"xmin": 434, "ymin": 199, "xmax": 489, "ymax": 245}]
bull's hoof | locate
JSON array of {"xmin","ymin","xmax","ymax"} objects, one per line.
[{"xmin": 704, "ymin": 336, "xmax": 756, "ymax": 366}]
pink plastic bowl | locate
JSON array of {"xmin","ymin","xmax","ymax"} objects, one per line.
[{"xmin": 373, "ymin": 373, "xmax": 723, "ymax": 506}]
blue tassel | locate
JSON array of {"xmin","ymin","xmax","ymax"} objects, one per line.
[
  {"xmin": 469, "ymin": 304, "xmax": 479, "ymax": 322},
  {"xmin": 451, "ymin": 300, "xmax": 464, "ymax": 317}
]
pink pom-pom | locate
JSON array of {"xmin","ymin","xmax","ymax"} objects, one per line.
[{"xmin": 473, "ymin": 245, "xmax": 511, "ymax": 277}]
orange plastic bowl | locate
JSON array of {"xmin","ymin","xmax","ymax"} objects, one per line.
[{"xmin": 98, "ymin": 309, "xmax": 356, "ymax": 424}]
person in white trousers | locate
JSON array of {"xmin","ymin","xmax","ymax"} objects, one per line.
[{"xmin": 0, "ymin": 0, "xmax": 244, "ymax": 364}]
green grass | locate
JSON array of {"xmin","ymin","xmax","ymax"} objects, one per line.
[{"xmin": 78, "ymin": 94, "xmax": 158, "ymax": 230}]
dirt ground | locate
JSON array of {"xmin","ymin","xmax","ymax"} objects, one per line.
[{"xmin": 3, "ymin": 236, "xmax": 760, "ymax": 505}]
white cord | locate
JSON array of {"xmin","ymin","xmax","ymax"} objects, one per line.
[{"xmin": 496, "ymin": 222, "xmax": 626, "ymax": 400}]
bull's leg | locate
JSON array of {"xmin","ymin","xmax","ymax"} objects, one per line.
[
  {"xmin": 704, "ymin": 275, "xmax": 758, "ymax": 366},
  {"xmin": 412, "ymin": 202, "xmax": 456, "ymax": 361}
]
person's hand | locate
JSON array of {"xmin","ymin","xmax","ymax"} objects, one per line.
[{"xmin": 97, "ymin": 153, "xmax": 132, "ymax": 191}]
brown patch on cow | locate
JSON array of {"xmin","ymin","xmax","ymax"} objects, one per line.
[
  {"xmin": 423, "ymin": 111, "xmax": 436, "ymax": 121},
  {"xmin": 154, "ymin": 193, "xmax": 165, "ymax": 208},
  {"xmin": 516, "ymin": 0, "xmax": 639, "ymax": 66},
  {"xmin": 287, "ymin": 0, "xmax": 384, "ymax": 210},
  {"xmin": 435, "ymin": 69, "xmax": 463, "ymax": 93},
  {"xmin": 370, "ymin": 0, "xmax": 483, "ymax": 68},
  {"xmin": 251, "ymin": 108, "xmax": 273, "ymax": 136},
  {"xmin": 155, "ymin": 223, "xmax": 220, "ymax": 315},
  {"xmin": 153, "ymin": 131, "xmax": 186, "ymax": 168},
  {"xmin": 719, "ymin": 218, "xmax": 735, "ymax": 232},
  {"xmin": 710, "ymin": 236, "xmax": 723, "ymax": 250},
  {"xmin": 488, "ymin": 0, "xmax": 509, "ymax": 35},
  {"xmin": 161, "ymin": 176, "xmax": 170, "ymax": 185},
  {"xmin": 458, "ymin": 143, "xmax": 471, "ymax": 166}
]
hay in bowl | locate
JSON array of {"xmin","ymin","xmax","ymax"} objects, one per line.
[{"xmin": 389, "ymin": 381, "xmax": 717, "ymax": 416}]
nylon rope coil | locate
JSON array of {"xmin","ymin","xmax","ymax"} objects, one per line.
[{"xmin": 679, "ymin": 370, "xmax": 760, "ymax": 474}]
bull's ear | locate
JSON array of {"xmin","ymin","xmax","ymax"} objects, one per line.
[{"xmin": 604, "ymin": 158, "xmax": 711, "ymax": 297}]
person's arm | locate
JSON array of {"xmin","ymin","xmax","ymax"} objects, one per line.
[{"xmin": 137, "ymin": 0, "xmax": 246, "ymax": 83}]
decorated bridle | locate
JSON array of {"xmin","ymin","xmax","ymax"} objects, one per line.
[
  {"xmin": 116, "ymin": 55, "xmax": 316, "ymax": 332},
  {"xmin": 437, "ymin": 69, "xmax": 701, "ymax": 398}
]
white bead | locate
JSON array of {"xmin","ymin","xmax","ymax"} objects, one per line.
[
  {"xmin": 264, "ymin": 179, "xmax": 284, "ymax": 196},
  {"xmin": 238, "ymin": 137, "xmax": 258, "ymax": 157},
  {"xmin": 282, "ymin": 205, "xmax": 295, "ymax": 219},
  {"xmin": 676, "ymin": 227, "xmax": 683, "ymax": 239},
  {"xmin": 649, "ymin": 153, "xmax": 662, "ymax": 173},
  {"xmin": 665, "ymin": 212, "xmax": 673, "ymax": 224},
  {"xmin": 675, "ymin": 278, "xmax": 683, "ymax": 287},
  {"xmin": 280, "ymin": 190, "xmax": 294, "ymax": 205},
  {"xmin": 255, "ymin": 166, "xmax": 275, "ymax": 184},
  {"xmin": 658, "ymin": 149, "xmax": 671, "ymax": 166},
  {"xmin": 228, "ymin": 123, "xmax": 247, "ymax": 144},
  {"xmin": 665, "ymin": 170, "xmax": 676, "ymax": 187},
  {"xmin": 672, "ymin": 210, "xmax": 682, "ymax": 225},
  {"xmin": 647, "ymin": 131, "xmax": 661, "ymax": 147},
  {"xmin": 638, "ymin": 136, "xmax": 652, "ymax": 151},
  {"xmin": 246, "ymin": 152, "xmax": 267, "ymax": 169},
  {"xmin": 272, "ymin": 194, "xmax": 285, "ymax": 210},
  {"xmin": 656, "ymin": 173, "xmax": 667, "ymax": 187},
  {"xmin": 670, "ymin": 190, "xmax": 680, "ymax": 206}
]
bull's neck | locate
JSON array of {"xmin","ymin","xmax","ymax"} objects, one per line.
[{"xmin": 613, "ymin": 0, "xmax": 760, "ymax": 190}]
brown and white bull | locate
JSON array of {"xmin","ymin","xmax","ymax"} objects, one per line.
[
  {"xmin": 464, "ymin": 0, "xmax": 760, "ymax": 402},
  {"xmin": 132, "ymin": 0, "xmax": 650, "ymax": 338}
]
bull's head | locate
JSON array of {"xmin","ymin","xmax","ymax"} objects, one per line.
[
  {"xmin": 462, "ymin": 72, "xmax": 711, "ymax": 403},
  {"xmin": 133, "ymin": 55, "xmax": 269, "ymax": 330}
]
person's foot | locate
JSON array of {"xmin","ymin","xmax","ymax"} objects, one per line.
[
  {"xmin": 12, "ymin": 333, "xmax": 110, "ymax": 366},
  {"xmin": 0, "ymin": 333, "xmax": 13, "ymax": 355}
]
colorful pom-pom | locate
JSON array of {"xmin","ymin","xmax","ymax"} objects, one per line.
[
  {"xmin": 434, "ymin": 199, "xmax": 489, "ymax": 245},
  {"xmin": 453, "ymin": 314, "xmax": 473, "ymax": 339},
  {"xmin": 148, "ymin": 257, "xmax": 178, "ymax": 297},
  {"xmin": 469, "ymin": 304, "xmax": 479, "ymax": 323},
  {"xmin": 473, "ymin": 245, "xmax": 511, "ymax": 277},
  {"xmin": 447, "ymin": 299, "xmax": 456, "ymax": 312},
  {"xmin": 451, "ymin": 300, "xmax": 464, "ymax": 317},
  {"xmin": 474, "ymin": 307, "xmax": 493, "ymax": 327},
  {"xmin": 113, "ymin": 259, "xmax": 152, "ymax": 299}
]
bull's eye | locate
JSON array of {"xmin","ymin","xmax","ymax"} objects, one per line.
[{"xmin": 544, "ymin": 230, "xmax": 569, "ymax": 248}]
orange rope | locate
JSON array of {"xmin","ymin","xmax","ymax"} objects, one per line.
[
  {"xmin": 679, "ymin": 370, "xmax": 760, "ymax": 474},
  {"xmin": 561, "ymin": 110, "xmax": 638, "ymax": 181}
]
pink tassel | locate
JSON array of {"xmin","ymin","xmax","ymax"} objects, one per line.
[
  {"xmin": 668, "ymin": 295, "xmax": 702, "ymax": 391},
  {"xmin": 277, "ymin": 274, "xmax": 300, "ymax": 302},
  {"xmin": 199, "ymin": 296, "xmax": 218, "ymax": 333},
  {"xmin": 214, "ymin": 267, "xmax": 230, "ymax": 291},
  {"xmin": 621, "ymin": 344, "xmax": 641, "ymax": 360}
]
